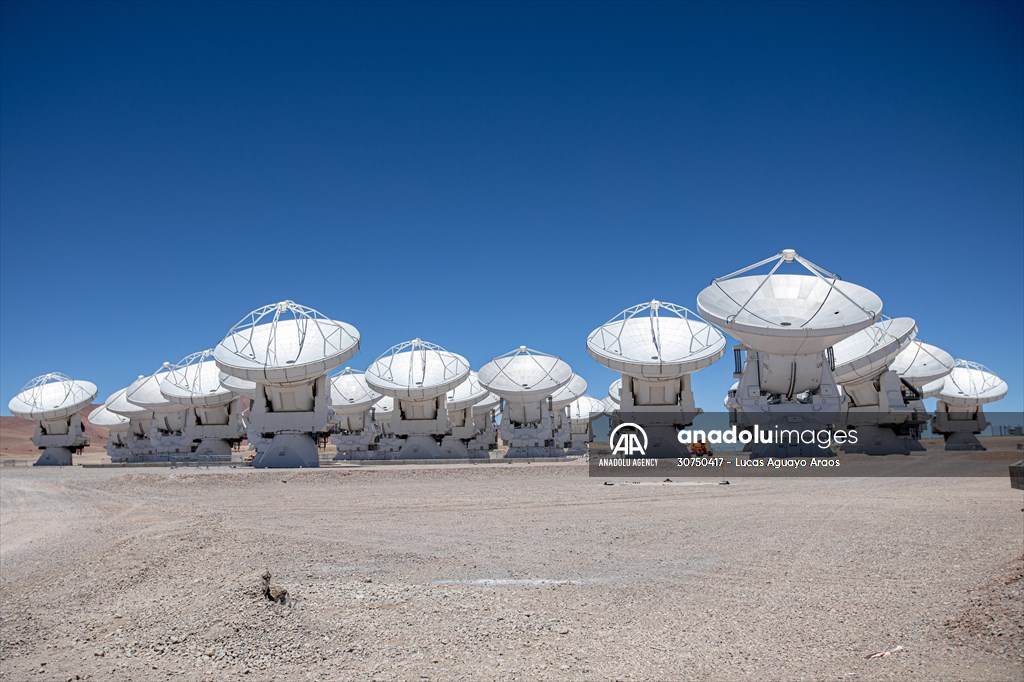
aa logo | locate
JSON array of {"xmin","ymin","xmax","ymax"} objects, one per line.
[{"xmin": 609, "ymin": 422, "xmax": 648, "ymax": 456}]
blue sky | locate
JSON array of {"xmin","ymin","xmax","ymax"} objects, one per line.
[{"xmin": 2, "ymin": 0, "xmax": 1022, "ymax": 415}]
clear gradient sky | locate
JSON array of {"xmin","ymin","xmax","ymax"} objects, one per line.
[{"xmin": 1, "ymin": 1, "xmax": 1022, "ymax": 415}]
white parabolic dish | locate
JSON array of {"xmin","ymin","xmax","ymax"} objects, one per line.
[
  {"xmin": 87, "ymin": 404, "xmax": 130, "ymax": 429},
  {"xmin": 568, "ymin": 395, "xmax": 605, "ymax": 421},
  {"xmin": 696, "ymin": 250, "xmax": 882, "ymax": 355},
  {"xmin": 550, "ymin": 374, "xmax": 588, "ymax": 409},
  {"xmin": 126, "ymin": 367, "xmax": 182, "ymax": 413},
  {"xmin": 161, "ymin": 350, "xmax": 236, "ymax": 407},
  {"xmin": 471, "ymin": 392, "xmax": 501, "ymax": 415},
  {"xmin": 889, "ymin": 339, "xmax": 955, "ymax": 387},
  {"xmin": 329, "ymin": 368, "xmax": 382, "ymax": 416},
  {"xmin": 106, "ymin": 385, "xmax": 150, "ymax": 417},
  {"xmin": 587, "ymin": 300, "xmax": 726, "ymax": 378},
  {"xmin": 215, "ymin": 301, "xmax": 360, "ymax": 384},
  {"xmin": 725, "ymin": 380, "xmax": 740, "ymax": 409},
  {"xmin": 446, "ymin": 371, "xmax": 489, "ymax": 412},
  {"xmin": 831, "ymin": 317, "xmax": 917, "ymax": 385},
  {"xmin": 373, "ymin": 396, "xmax": 395, "ymax": 417},
  {"xmin": 219, "ymin": 371, "xmax": 257, "ymax": 398},
  {"xmin": 920, "ymin": 377, "xmax": 947, "ymax": 400},
  {"xmin": 477, "ymin": 347, "xmax": 573, "ymax": 404},
  {"xmin": 608, "ymin": 379, "xmax": 621, "ymax": 404},
  {"xmin": 8, "ymin": 373, "xmax": 97, "ymax": 420},
  {"xmin": 937, "ymin": 361, "xmax": 1008, "ymax": 407},
  {"xmin": 365, "ymin": 339, "xmax": 470, "ymax": 400}
]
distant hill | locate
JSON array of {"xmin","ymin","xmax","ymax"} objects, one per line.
[{"xmin": 0, "ymin": 405, "xmax": 109, "ymax": 456}]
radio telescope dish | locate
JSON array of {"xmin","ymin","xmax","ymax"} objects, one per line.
[
  {"xmin": 374, "ymin": 395, "xmax": 395, "ymax": 415},
  {"xmin": 550, "ymin": 374, "xmax": 588, "ymax": 409},
  {"xmin": 890, "ymin": 339, "xmax": 955, "ymax": 387},
  {"xmin": 106, "ymin": 384, "xmax": 150, "ymax": 417},
  {"xmin": 102, "ymin": 384, "xmax": 151, "ymax": 461},
  {"xmin": 126, "ymin": 364, "xmax": 182, "ymax": 413},
  {"xmin": 364, "ymin": 339, "xmax": 473, "ymax": 459},
  {"xmin": 88, "ymin": 403, "xmax": 132, "ymax": 462},
  {"xmin": 725, "ymin": 380, "xmax": 740, "ymax": 409},
  {"xmin": 600, "ymin": 395, "xmax": 618, "ymax": 415},
  {"xmin": 550, "ymin": 374, "xmax": 588, "ymax": 451},
  {"xmin": 831, "ymin": 317, "xmax": 917, "ymax": 385},
  {"xmin": 568, "ymin": 395, "xmax": 605, "ymax": 421},
  {"xmin": 480, "ymin": 346, "xmax": 574, "ymax": 457},
  {"xmin": 214, "ymin": 301, "xmax": 361, "ymax": 468},
  {"xmin": 697, "ymin": 249, "xmax": 882, "ymax": 355},
  {"xmin": 937, "ymin": 361, "xmax": 1008, "ymax": 407},
  {"xmin": 587, "ymin": 300, "xmax": 726, "ymax": 378},
  {"xmin": 161, "ymin": 350, "xmax": 234, "ymax": 407},
  {"xmin": 125, "ymin": 365, "xmax": 192, "ymax": 458},
  {"xmin": 932, "ymin": 360, "xmax": 1008, "ymax": 452},
  {"xmin": 329, "ymin": 367, "xmax": 382, "ymax": 416},
  {"xmin": 366, "ymin": 339, "xmax": 470, "ymax": 400},
  {"xmin": 370, "ymin": 396, "xmax": 396, "ymax": 445},
  {"xmin": 478, "ymin": 346, "xmax": 573, "ymax": 403},
  {"xmin": 219, "ymin": 371, "xmax": 256, "ymax": 398},
  {"xmin": 920, "ymin": 377, "xmax": 946, "ymax": 399},
  {"xmin": 329, "ymin": 367, "xmax": 384, "ymax": 461},
  {"xmin": 471, "ymin": 391, "xmax": 501, "ymax": 415},
  {"xmin": 697, "ymin": 250, "xmax": 883, "ymax": 456},
  {"xmin": 8, "ymin": 373, "xmax": 97, "ymax": 420},
  {"xmin": 831, "ymin": 317, "xmax": 921, "ymax": 454},
  {"xmin": 446, "ymin": 371, "xmax": 489, "ymax": 412},
  {"xmin": 160, "ymin": 349, "xmax": 245, "ymax": 460},
  {"xmin": 608, "ymin": 379, "xmax": 621, "ymax": 404},
  {"xmin": 8, "ymin": 373, "xmax": 97, "ymax": 466},
  {"xmin": 439, "ymin": 371, "xmax": 498, "ymax": 459},
  {"xmin": 105, "ymin": 383, "xmax": 156, "ymax": 459},
  {"xmin": 215, "ymin": 300, "xmax": 360, "ymax": 383},
  {"xmin": 87, "ymin": 404, "xmax": 129, "ymax": 429},
  {"xmin": 566, "ymin": 394, "xmax": 605, "ymax": 456}
]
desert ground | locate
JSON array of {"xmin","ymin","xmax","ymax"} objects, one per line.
[{"xmin": 0, "ymin": 456, "xmax": 1022, "ymax": 681}]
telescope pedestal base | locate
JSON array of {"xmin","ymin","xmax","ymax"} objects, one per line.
[
  {"xmin": 438, "ymin": 437, "xmax": 488, "ymax": 459},
  {"xmin": 500, "ymin": 420, "xmax": 564, "ymax": 458},
  {"xmin": 193, "ymin": 438, "xmax": 232, "ymax": 460},
  {"xmin": 334, "ymin": 450, "xmax": 375, "ymax": 460},
  {"xmin": 566, "ymin": 433, "xmax": 590, "ymax": 456},
  {"xmin": 34, "ymin": 447, "xmax": 73, "ymax": 466},
  {"xmin": 505, "ymin": 446, "xmax": 565, "ymax": 458},
  {"xmin": 933, "ymin": 404, "xmax": 988, "ymax": 452},
  {"xmin": 361, "ymin": 435, "xmax": 449, "ymax": 459},
  {"xmin": 108, "ymin": 446, "xmax": 134, "ymax": 463},
  {"xmin": 840, "ymin": 425, "xmax": 913, "ymax": 455},
  {"xmin": 332, "ymin": 430, "xmax": 377, "ymax": 461},
  {"xmin": 941, "ymin": 430, "xmax": 986, "ymax": 451},
  {"xmin": 466, "ymin": 425, "xmax": 497, "ymax": 458},
  {"xmin": 905, "ymin": 434, "xmax": 927, "ymax": 452},
  {"xmin": 149, "ymin": 431, "xmax": 192, "ymax": 461},
  {"xmin": 252, "ymin": 434, "xmax": 320, "ymax": 468}
]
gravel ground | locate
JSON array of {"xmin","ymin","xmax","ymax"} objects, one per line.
[{"xmin": 0, "ymin": 462, "xmax": 1021, "ymax": 681}]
